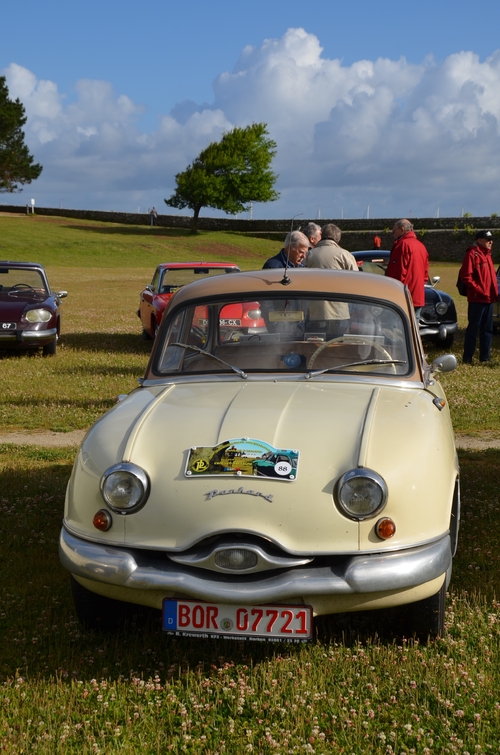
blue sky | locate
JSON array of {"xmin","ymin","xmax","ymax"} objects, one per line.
[{"xmin": 3, "ymin": 0, "xmax": 500, "ymax": 219}]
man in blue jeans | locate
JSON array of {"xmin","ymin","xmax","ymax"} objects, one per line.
[{"xmin": 458, "ymin": 230, "xmax": 498, "ymax": 364}]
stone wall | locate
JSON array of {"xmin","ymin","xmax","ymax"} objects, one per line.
[{"xmin": 2, "ymin": 204, "xmax": 499, "ymax": 261}]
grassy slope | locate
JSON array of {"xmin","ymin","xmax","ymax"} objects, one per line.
[{"xmin": 1, "ymin": 214, "xmax": 499, "ymax": 435}]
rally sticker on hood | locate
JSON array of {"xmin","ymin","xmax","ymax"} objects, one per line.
[{"xmin": 185, "ymin": 438, "xmax": 299, "ymax": 481}]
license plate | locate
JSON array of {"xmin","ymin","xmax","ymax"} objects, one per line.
[
  {"xmin": 163, "ymin": 599, "xmax": 312, "ymax": 642},
  {"xmin": 1, "ymin": 323, "xmax": 16, "ymax": 330},
  {"xmin": 220, "ymin": 319, "xmax": 241, "ymax": 326}
]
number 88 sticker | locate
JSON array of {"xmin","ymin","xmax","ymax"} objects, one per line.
[{"xmin": 274, "ymin": 462, "xmax": 292, "ymax": 476}]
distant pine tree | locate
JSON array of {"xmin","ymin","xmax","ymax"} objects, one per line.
[{"xmin": 0, "ymin": 75, "xmax": 42, "ymax": 193}]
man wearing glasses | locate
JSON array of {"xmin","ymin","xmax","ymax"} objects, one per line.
[{"xmin": 459, "ymin": 230, "xmax": 498, "ymax": 364}]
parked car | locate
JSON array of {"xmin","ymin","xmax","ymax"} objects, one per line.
[
  {"xmin": 352, "ymin": 250, "xmax": 458, "ymax": 348},
  {"xmin": 138, "ymin": 262, "xmax": 249, "ymax": 339},
  {"xmin": 0, "ymin": 261, "xmax": 67, "ymax": 356},
  {"xmin": 61, "ymin": 268, "xmax": 459, "ymax": 641}
]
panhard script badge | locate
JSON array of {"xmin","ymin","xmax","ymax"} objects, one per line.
[{"xmin": 185, "ymin": 438, "xmax": 299, "ymax": 481}]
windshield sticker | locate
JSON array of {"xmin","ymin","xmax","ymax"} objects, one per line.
[{"xmin": 185, "ymin": 438, "xmax": 299, "ymax": 481}]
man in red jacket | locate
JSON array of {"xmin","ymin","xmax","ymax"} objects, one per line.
[
  {"xmin": 386, "ymin": 219, "xmax": 429, "ymax": 320},
  {"xmin": 459, "ymin": 230, "xmax": 498, "ymax": 364}
]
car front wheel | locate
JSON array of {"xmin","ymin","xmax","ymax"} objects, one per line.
[
  {"xmin": 42, "ymin": 336, "xmax": 57, "ymax": 356},
  {"xmin": 70, "ymin": 575, "xmax": 129, "ymax": 631},
  {"xmin": 400, "ymin": 580, "xmax": 446, "ymax": 642},
  {"xmin": 437, "ymin": 334, "xmax": 455, "ymax": 349}
]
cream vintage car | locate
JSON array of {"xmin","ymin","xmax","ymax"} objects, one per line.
[{"xmin": 60, "ymin": 268, "xmax": 459, "ymax": 641}]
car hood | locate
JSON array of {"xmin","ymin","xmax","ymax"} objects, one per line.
[
  {"xmin": 68, "ymin": 379, "xmax": 456, "ymax": 553},
  {"xmin": 0, "ymin": 292, "xmax": 47, "ymax": 317}
]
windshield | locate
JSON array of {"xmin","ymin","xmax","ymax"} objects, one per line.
[
  {"xmin": 154, "ymin": 294, "xmax": 411, "ymax": 377},
  {"xmin": 0, "ymin": 267, "xmax": 48, "ymax": 295},
  {"xmin": 156, "ymin": 267, "xmax": 239, "ymax": 294}
]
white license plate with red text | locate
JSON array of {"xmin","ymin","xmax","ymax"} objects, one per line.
[{"xmin": 163, "ymin": 599, "xmax": 312, "ymax": 642}]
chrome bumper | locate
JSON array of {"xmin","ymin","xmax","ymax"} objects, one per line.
[
  {"xmin": 60, "ymin": 527, "xmax": 452, "ymax": 604},
  {"xmin": 0, "ymin": 327, "xmax": 57, "ymax": 343},
  {"xmin": 419, "ymin": 322, "xmax": 458, "ymax": 340}
]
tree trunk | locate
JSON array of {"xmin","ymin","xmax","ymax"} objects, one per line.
[{"xmin": 190, "ymin": 205, "xmax": 202, "ymax": 233}]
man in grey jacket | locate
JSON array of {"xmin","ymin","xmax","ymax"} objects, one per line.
[
  {"xmin": 305, "ymin": 223, "xmax": 358, "ymax": 337},
  {"xmin": 305, "ymin": 223, "xmax": 358, "ymax": 272}
]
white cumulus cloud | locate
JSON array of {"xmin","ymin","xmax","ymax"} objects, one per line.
[{"xmin": 3, "ymin": 30, "xmax": 500, "ymax": 218}]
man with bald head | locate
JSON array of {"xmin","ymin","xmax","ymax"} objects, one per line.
[{"xmin": 386, "ymin": 219, "xmax": 429, "ymax": 319}]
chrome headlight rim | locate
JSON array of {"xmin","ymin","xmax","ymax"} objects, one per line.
[
  {"xmin": 100, "ymin": 462, "xmax": 150, "ymax": 514},
  {"xmin": 24, "ymin": 308, "xmax": 52, "ymax": 323},
  {"xmin": 335, "ymin": 467, "xmax": 388, "ymax": 521}
]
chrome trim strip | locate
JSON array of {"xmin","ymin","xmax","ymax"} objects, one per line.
[
  {"xmin": 169, "ymin": 541, "xmax": 313, "ymax": 574},
  {"xmin": 60, "ymin": 528, "xmax": 451, "ymax": 603},
  {"xmin": 141, "ymin": 375, "xmax": 426, "ymax": 390}
]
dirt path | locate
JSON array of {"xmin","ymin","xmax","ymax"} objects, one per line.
[
  {"xmin": 0, "ymin": 430, "xmax": 499, "ymax": 450},
  {"xmin": 0, "ymin": 430, "xmax": 86, "ymax": 447}
]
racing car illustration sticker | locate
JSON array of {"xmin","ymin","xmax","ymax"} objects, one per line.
[{"xmin": 185, "ymin": 438, "xmax": 299, "ymax": 481}]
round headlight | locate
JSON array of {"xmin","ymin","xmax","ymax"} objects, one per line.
[
  {"xmin": 336, "ymin": 468, "xmax": 387, "ymax": 520},
  {"xmin": 436, "ymin": 302, "xmax": 448, "ymax": 315},
  {"xmin": 25, "ymin": 308, "xmax": 52, "ymax": 323},
  {"xmin": 100, "ymin": 463, "xmax": 150, "ymax": 514}
]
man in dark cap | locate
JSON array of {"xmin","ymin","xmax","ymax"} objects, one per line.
[{"xmin": 458, "ymin": 230, "xmax": 498, "ymax": 364}]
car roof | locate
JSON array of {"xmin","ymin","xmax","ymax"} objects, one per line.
[
  {"xmin": 166, "ymin": 267, "xmax": 409, "ymax": 309},
  {"xmin": 156, "ymin": 262, "xmax": 240, "ymax": 270},
  {"xmin": 0, "ymin": 260, "xmax": 46, "ymax": 269}
]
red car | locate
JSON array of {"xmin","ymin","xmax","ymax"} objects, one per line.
[
  {"xmin": 138, "ymin": 262, "xmax": 266, "ymax": 340},
  {"xmin": 0, "ymin": 261, "xmax": 67, "ymax": 356}
]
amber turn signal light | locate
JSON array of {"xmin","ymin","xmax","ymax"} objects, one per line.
[
  {"xmin": 375, "ymin": 517, "xmax": 396, "ymax": 540},
  {"xmin": 93, "ymin": 509, "xmax": 112, "ymax": 531}
]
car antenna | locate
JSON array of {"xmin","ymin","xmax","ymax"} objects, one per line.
[{"xmin": 281, "ymin": 213, "xmax": 303, "ymax": 286}]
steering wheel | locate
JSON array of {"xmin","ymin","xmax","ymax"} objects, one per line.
[
  {"xmin": 307, "ymin": 336, "xmax": 394, "ymax": 370},
  {"xmin": 9, "ymin": 283, "xmax": 36, "ymax": 292}
]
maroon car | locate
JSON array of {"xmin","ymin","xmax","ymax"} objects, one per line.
[
  {"xmin": 0, "ymin": 261, "xmax": 67, "ymax": 356},
  {"xmin": 138, "ymin": 262, "xmax": 248, "ymax": 339}
]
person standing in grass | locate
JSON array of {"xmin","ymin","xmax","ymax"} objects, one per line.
[
  {"xmin": 459, "ymin": 230, "xmax": 498, "ymax": 365},
  {"xmin": 386, "ymin": 219, "xmax": 429, "ymax": 321}
]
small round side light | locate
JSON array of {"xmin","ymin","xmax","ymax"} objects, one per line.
[
  {"xmin": 93, "ymin": 509, "xmax": 112, "ymax": 532},
  {"xmin": 375, "ymin": 517, "xmax": 396, "ymax": 540}
]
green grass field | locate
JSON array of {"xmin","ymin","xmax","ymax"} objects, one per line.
[{"xmin": 1, "ymin": 214, "xmax": 500, "ymax": 753}]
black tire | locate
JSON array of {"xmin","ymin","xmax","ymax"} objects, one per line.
[
  {"xmin": 70, "ymin": 575, "xmax": 129, "ymax": 631},
  {"xmin": 434, "ymin": 333, "xmax": 455, "ymax": 349},
  {"xmin": 399, "ymin": 580, "xmax": 446, "ymax": 642},
  {"xmin": 42, "ymin": 337, "xmax": 57, "ymax": 356},
  {"xmin": 141, "ymin": 327, "xmax": 153, "ymax": 341}
]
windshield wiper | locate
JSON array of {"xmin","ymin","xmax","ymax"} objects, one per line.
[
  {"xmin": 172, "ymin": 343, "xmax": 248, "ymax": 379},
  {"xmin": 305, "ymin": 359, "xmax": 407, "ymax": 379}
]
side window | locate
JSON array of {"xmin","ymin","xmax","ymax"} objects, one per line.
[{"xmin": 151, "ymin": 268, "xmax": 161, "ymax": 292}]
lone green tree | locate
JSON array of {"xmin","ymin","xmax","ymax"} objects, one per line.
[
  {"xmin": 165, "ymin": 123, "xmax": 279, "ymax": 231},
  {"xmin": 0, "ymin": 76, "xmax": 43, "ymax": 193}
]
